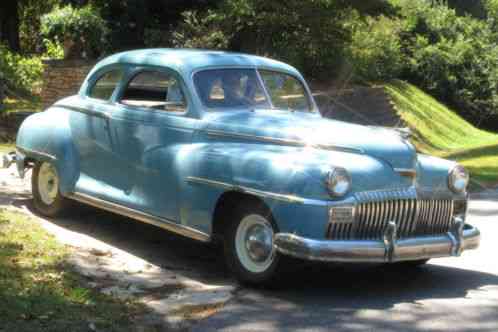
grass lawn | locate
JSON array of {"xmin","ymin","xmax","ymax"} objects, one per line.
[
  {"xmin": 0, "ymin": 143, "xmax": 15, "ymax": 153},
  {"xmin": 0, "ymin": 209, "xmax": 146, "ymax": 332},
  {"xmin": 385, "ymin": 80, "xmax": 498, "ymax": 188},
  {"xmin": 2, "ymin": 96, "xmax": 42, "ymax": 113}
]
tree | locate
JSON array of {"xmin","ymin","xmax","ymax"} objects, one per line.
[{"xmin": 0, "ymin": 0, "xmax": 20, "ymax": 51}]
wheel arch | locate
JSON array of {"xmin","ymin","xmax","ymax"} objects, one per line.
[{"xmin": 211, "ymin": 190, "xmax": 277, "ymax": 242}]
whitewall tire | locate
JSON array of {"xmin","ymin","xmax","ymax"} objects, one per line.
[
  {"xmin": 224, "ymin": 202, "xmax": 283, "ymax": 285},
  {"xmin": 32, "ymin": 161, "xmax": 70, "ymax": 217}
]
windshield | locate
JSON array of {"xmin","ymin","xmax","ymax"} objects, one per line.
[{"xmin": 193, "ymin": 68, "xmax": 313, "ymax": 112}]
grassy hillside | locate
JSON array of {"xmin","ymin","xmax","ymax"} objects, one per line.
[{"xmin": 385, "ymin": 80, "xmax": 498, "ymax": 188}]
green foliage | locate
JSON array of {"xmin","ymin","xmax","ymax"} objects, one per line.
[
  {"xmin": 0, "ymin": 44, "xmax": 43, "ymax": 93},
  {"xmin": 485, "ymin": 0, "xmax": 498, "ymax": 30},
  {"xmin": 173, "ymin": 11, "xmax": 230, "ymax": 49},
  {"xmin": 173, "ymin": 0, "xmax": 359, "ymax": 81},
  {"xmin": 42, "ymin": 39, "xmax": 64, "ymax": 60},
  {"xmin": 348, "ymin": 16, "xmax": 404, "ymax": 82},
  {"xmin": 40, "ymin": 5, "xmax": 109, "ymax": 59},
  {"xmin": 386, "ymin": 80, "xmax": 498, "ymax": 185},
  {"xmin": 19, "ymin": 0, "xmax": 61, "ymax": 54},
  {"xmin": 399, "ymin": 3, "xmax": 498, "ymax": 123}
]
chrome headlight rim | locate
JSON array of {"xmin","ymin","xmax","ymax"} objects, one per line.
[
  {"xmin": 326, "ymin": 167, "xmax": 352, "ymax": 197},
  {"xmin": 448, "ymin": 165, "xmax": 469, "ymax": 194}
]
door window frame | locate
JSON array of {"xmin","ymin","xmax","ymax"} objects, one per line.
[{"xmin": 84, "ymin": 64, "xmax": 125, "ymax": 104}]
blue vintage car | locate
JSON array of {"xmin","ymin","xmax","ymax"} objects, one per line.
[{"xmin": 15, "ymin": 49, "xmax": 479, "ymax": 284}]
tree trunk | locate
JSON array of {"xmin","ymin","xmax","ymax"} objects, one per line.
[{"xmin": 0, "ymin": 0, "xmax": 20, "ymax": 52}]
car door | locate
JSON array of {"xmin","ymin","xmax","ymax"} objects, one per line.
[
  {"xmin": 70, "ymin": 68, "xmax": 124, "ymax": 198},
  {"xmin": 105, "ymin": 67, "xmax": 198, "ymax": 222}
]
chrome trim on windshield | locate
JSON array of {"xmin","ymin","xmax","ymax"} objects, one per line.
[
  {"xmin": 67, "ymin": 192, "xmax": 210, "ymax": 242},
  {"xmin": 186, "ymin": 176, "xmax": 329, "ymax": 206},
  {"xmin": 205, "ymin": 130, "xmax": 363, "ymax": 154}
]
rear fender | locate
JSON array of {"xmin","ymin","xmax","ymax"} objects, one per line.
[{"xmin": 16, "ymin": 108, "xmax": 80, "ymax": 194}]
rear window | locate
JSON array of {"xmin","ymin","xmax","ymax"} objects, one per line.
[{"xmin": 88, "ymin": 70, "xmax": 123, "ymax": 100}]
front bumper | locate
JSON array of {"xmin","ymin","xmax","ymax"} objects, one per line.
[{"xmin": 274, "ymin": 219, "xmax": 480, "ymax": 263}]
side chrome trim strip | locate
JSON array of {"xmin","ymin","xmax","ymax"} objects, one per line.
[
  {"xmin": 186, "ymin": 176, "xmax": 329, "ymax": 206},
  {"xmin": 16, "ymin": 146, "xmax": 57, "ymax": 161},
  {"xmin": 67, "ymin": 192, "xmax": 210, "ymax": 242},
  {"xmin": 205, "ymin": 130, "xmax": 363, "ymax": 154},
  {"xmin": 56, "ymin": 104, "xmax": 111, "ymax": 120}
]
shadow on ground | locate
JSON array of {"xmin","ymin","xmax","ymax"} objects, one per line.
[
  {"xmin": 10, "ymin": 196, "xmax": 497, "ymax": 295},
  {"xmin": 7, "ymin": 195, "xmax": 498, "ymax": 331},
  {"xmin": 11, "ymin": 196, "xmax": 231, "ymax": 286}
]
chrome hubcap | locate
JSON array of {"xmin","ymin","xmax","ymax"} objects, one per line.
[
  {"xmin": 235, "ymin": 214, "xmax": 275, "ymax": 273},
  {"xmin": 245, "ymin": 224, "xmax": 273, "ymax": 262},
  {"xmin": 38, "ymin": 162, "xmax": 59, "ymax": 205}
]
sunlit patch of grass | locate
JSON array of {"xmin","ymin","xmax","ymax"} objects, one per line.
[
  {"xmin": 2, "ymin": 96, "xmax": 42, "ymax": 113},
  {"xmin": 386, "ymin": 80, "xmax": 498, "ymax": 187},
  {"xmin": 0, "ymin": 209, "xmax": 147, "ymax": 331},
  {"xmin": 0, "ymin": 143, "xmax": 15, "ymax": 153}
]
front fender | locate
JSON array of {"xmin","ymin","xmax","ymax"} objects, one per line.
[
  {"xmin": 176, "ymin": 134, "xmax": 409, "ymax": 238},
  {"xmin": 16, "ymin": 108, "xmax": 79, "ymax": 194}
]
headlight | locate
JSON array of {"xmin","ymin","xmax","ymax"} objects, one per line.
[
  {"xmin": 448, "ymin": 165, "xmax": 469, "ymax": 193},
  {"xmin": 326, "ymin": 168, "xmax": 351, "ymax": 197}
]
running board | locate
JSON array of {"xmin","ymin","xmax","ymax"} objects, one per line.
[{"xmin": 67, "ymin": 192, "xmax": 210, "ymax": 242}]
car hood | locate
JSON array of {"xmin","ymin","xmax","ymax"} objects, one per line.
[{"xmin": 203, "ymin": 109, "xmax": 417, "ymax": 170}]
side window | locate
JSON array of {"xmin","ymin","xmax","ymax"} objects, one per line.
[
  {"xmin": 120, "ymin": 70, "xmax": 187, "ymax": 112},
  {"xmin": 259, "ymin": 70, "xmax": 311, "ymax": 112},
  {"xmin": 88, "ymin": 70, "xmax": 123, "ymax": 100}
]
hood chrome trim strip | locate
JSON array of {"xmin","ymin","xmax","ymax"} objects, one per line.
[{"xmin": 205, "ymin": 130, "xmax": 363, "ymax": 154}]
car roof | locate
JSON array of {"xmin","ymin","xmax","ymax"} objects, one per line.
[{"xmin": 91, "ymin": 48, "xmax": 301, "ymax": 77}]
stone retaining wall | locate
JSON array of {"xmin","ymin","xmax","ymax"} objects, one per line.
[{"xmin": 41, "ymin": 59, "xmax": 96, "ymax": 109}]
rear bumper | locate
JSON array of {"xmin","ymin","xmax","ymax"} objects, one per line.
[{"xmin": 274, "ymin": 219, "xmax": 480, "ymax": 263}]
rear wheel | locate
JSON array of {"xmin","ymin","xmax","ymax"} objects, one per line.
[
  {"xmin": 32, "ymin": 161, "xmax": 70, "ymax": 217},
  {"xmin": 224, "ymin": 203, "xmax": 283, "ymax": 286}
]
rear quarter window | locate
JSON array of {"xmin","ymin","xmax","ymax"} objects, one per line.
[{"xmin": 88, "ymin": 70, "xmax": 123, "ymax": 100}]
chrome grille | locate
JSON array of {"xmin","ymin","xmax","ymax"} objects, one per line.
[{"xmin": 327, "ymin": 189, "xmax": 455, "ymax": 240}]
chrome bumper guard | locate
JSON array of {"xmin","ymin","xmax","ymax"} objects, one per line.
[{"xmin": 274, "ymin": 218, "xmax": 480, "ymax": 263}]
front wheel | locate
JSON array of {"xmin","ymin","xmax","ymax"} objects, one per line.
[
  {"xmin": 224, "ymin": 203, "xmax": 283, "ymax": 286},
  {"xmin": 32, "ymin": 161, "xmax": 70, "ymax": 217}
]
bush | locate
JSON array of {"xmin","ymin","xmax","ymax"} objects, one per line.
[
  {"xmin": 40, "ymin": 5, "xmax": 108, "ymax": 59},
  {"xmin": 172, "ymin": 0, "xmax": 358, "ymax": 81},
  {"xmin": 399, "ymin": 3, "xmax": 498, "ymax": 123},
  {"xmin": 0, "ymin": 44, "xmax": 43, "ymax": 94},
  {"xmin": 172, "ymin": 11, "xmax": 230, "ymax": 49},
  {"xmin": 42, "ymin": 39, "xmax": 64, "ymax": 60},
  {"xmin": 348, "ymin": 16, "xmax": 404, "ymax": 82}
]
